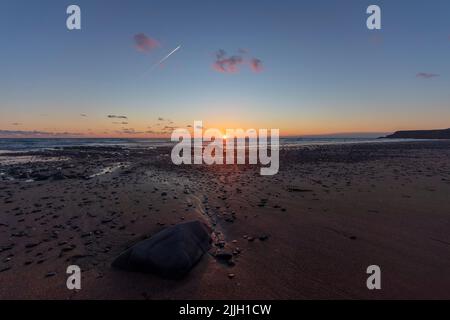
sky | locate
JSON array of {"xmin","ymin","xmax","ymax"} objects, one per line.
[{"xmin": 0, "ymin": 0, "xmax": 449, "ymax": 138}]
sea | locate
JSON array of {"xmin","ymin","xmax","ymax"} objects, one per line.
[{"xmin": 0, "ymin": 137, "xmax": 419, "ymax": 153}]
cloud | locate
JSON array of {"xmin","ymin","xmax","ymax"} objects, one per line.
[
  {"xmin": 11, "ymin": 122, "xmax": 21, "ymax": 126},
  {"xmin": 80, "ymin": 114, "xmax": 88, "ymax": 117},
  {"xmin": 250, "ymin": 58, "xmax": 263, "ymax": 73},
  {"xmin": 112, "ymin": 122, "xmax": 128, "ymax": 125},
  {"xmin": 134, "ymin": 33, "xmax": 160, "ymax": 52},
  {"xmin": 212, "ymin": 50, "xmax": 244, "ymax": 73},
  {"xmin": 146, "ymin": 126, "xmax": 175, "ymax": 135},
  {"xmin": 212, "ymin": 49, "xmax": 263, "ymax": 74},
  {"xmin": 108, "ymin": 114, "xmax": 128, "ymax": 119},
  {"xmin": 158, "ymin": 117, "xmax": 165, "ymax": 121},
  {"xmin": 0, "ymin": 130, "xmax": 84, "ymax": 138},
  {"xmin": 116, "ymin": 128, "xmax": 144, "ymax": 135},
  {"xmin": 145, "ymin": 129, "xmax": 165, "ymax": 134},
  {"xmin": 416, "ymin": 72, "xmax": 439, "ymax": 79}
]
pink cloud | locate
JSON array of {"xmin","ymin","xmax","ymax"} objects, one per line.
[
  {"xmin": 250, "ymin": 58, "xmax": 263, "ymax": 73},
  {"xmin": 212, "ymin": 50, "xmax": 244, "ymax": 73},
  {"xmin": 134, "ymin": 33, "xmax": 160, "ymax": 52},
  {"xmin": 212, "ymin": 49, "xmax": 263, "ymax": 74}
]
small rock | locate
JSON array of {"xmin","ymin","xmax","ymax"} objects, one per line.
[
  {"xmin": 25, "ymin": 242, "xmax": 39, "ymax": 249},
  {"xmin": 215, "ymin": 250, "xmax": 233, "ymax": 261},
  {"xmin": 0, "ymin": 266, "xmax": 11, "ymax": 273}
]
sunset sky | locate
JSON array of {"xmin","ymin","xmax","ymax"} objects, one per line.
[{"xmin": 1, "ymin": 0, "xmax": 450, "ymax": 138}]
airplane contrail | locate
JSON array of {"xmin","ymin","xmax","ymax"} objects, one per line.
[{"xmin": 151, "ymin": 45, "xmax": 181, "ymax": 70}]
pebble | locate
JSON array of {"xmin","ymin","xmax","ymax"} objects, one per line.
[
  {"xmin": 0, "ymin": 266, "xmax": 11, "ymax": 273},
  {"xmin": 215, "ymin": 250, "xmax": 233, "ymax": 261},
  {"xmin": 45, "ymin": 272, "xmax": 57, "ymax": 278}
]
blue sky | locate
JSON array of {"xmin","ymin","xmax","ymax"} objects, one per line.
[{"xmin": 0, "ymin": 0, "xmax": 449, "ymax": 137}]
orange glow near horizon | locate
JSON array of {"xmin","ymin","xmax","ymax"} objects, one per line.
[{"xmin": 2, "ymin": 111, "xmax": 450, "ymax": 138}]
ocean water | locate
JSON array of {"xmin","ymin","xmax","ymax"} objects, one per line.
[
  {"xmin": 0, "ymin": 138, "xmax": 172, "ymax": 152},
  {"xmin": 0, "ymin": 137, "xmax": 415, "ymax": 152}
]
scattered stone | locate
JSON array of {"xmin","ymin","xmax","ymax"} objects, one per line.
[
  {"xmin": 214, "ymin": 250, "xmax": 233, "ymax": 261},
  {"xmin": 101, "ymin": 217, "xmax": 113, "ymax": 224},
  {"xmin": 62, "ymin": 245, "xmax": 76, "ymax": 252},
  {"xmin": 287, "ymin": 187, "xmax": 313, "ymax": 192},
  {"xmin": 227, "ymin": 260, "xmax": 236, "ymax": 267},
  {"xmin": 0, "ymin": 244, "xmax": 14, "ymax": 253},
  {"xmin": 25, "ymin": 242, "xmax": 39, "ymax": 249},
  {"xmin": 0, "ymin": 266, "xmax": 11, "ymax": 273}
]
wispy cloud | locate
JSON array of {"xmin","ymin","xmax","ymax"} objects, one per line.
[
  {"xmin": 116, "ymin": 128, "xmax": 144, "ymax": 135},
  {"xmin": 108, "ymin": 114, "xmax": 128, "ymax": 119},
  {"xmin": 0, "ymin": 130, "xmax": 84, "ymax": 138},
  {"xmin": 11, "ymin": 122, "xmax": 21, "ymax": 126},
  {"xmin": 80, "ymin": 114, "xmax": 88, "ymax": 117},
  {"xmin": 134, "ymin": 33, "xmax": 160, "ymax": 52},
  {"xmin": 416, "ymin": 72, "xmax": 440, "ymax": 79}
]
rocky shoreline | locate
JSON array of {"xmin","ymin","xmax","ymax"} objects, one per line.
[{"xmin": 1, "ymin": 140, "xmax": 450, "ymax": 299}]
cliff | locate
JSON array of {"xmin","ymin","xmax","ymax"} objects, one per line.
[{"xmin": 383, "ymin": 128, "xmax": 450, "ymax": 139}]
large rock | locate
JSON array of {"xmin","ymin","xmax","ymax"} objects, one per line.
[{"xmin": 112, "ymin": 220, "xmax": 211, "ymax": 279}]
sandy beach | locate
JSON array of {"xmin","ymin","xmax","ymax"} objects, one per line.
[{"xmin": 1, "ymin": 140, "xmax": 450, "ymax": 299}]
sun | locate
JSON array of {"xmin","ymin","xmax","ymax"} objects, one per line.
[{"xmin": 223, "ymin": 134, "xmax": 228, "ymax": 140}]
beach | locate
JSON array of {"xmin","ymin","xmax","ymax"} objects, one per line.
[{"xmin": 1, "ymin": 140, "xmax": 450, "ymax": 299}]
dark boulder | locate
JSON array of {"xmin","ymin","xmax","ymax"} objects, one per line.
[{"xmin": 112, "ymin": 220, "xmax": 211, "ymax": 279}]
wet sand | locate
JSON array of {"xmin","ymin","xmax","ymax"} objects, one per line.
[{"xmin": 1, "ymin": 141, "xmax": 450, "ymax": 299}]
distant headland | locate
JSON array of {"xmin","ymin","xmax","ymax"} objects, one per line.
[{"xmin": 382, "ymin": 128, "xmax": 450, "ymax": 139}]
